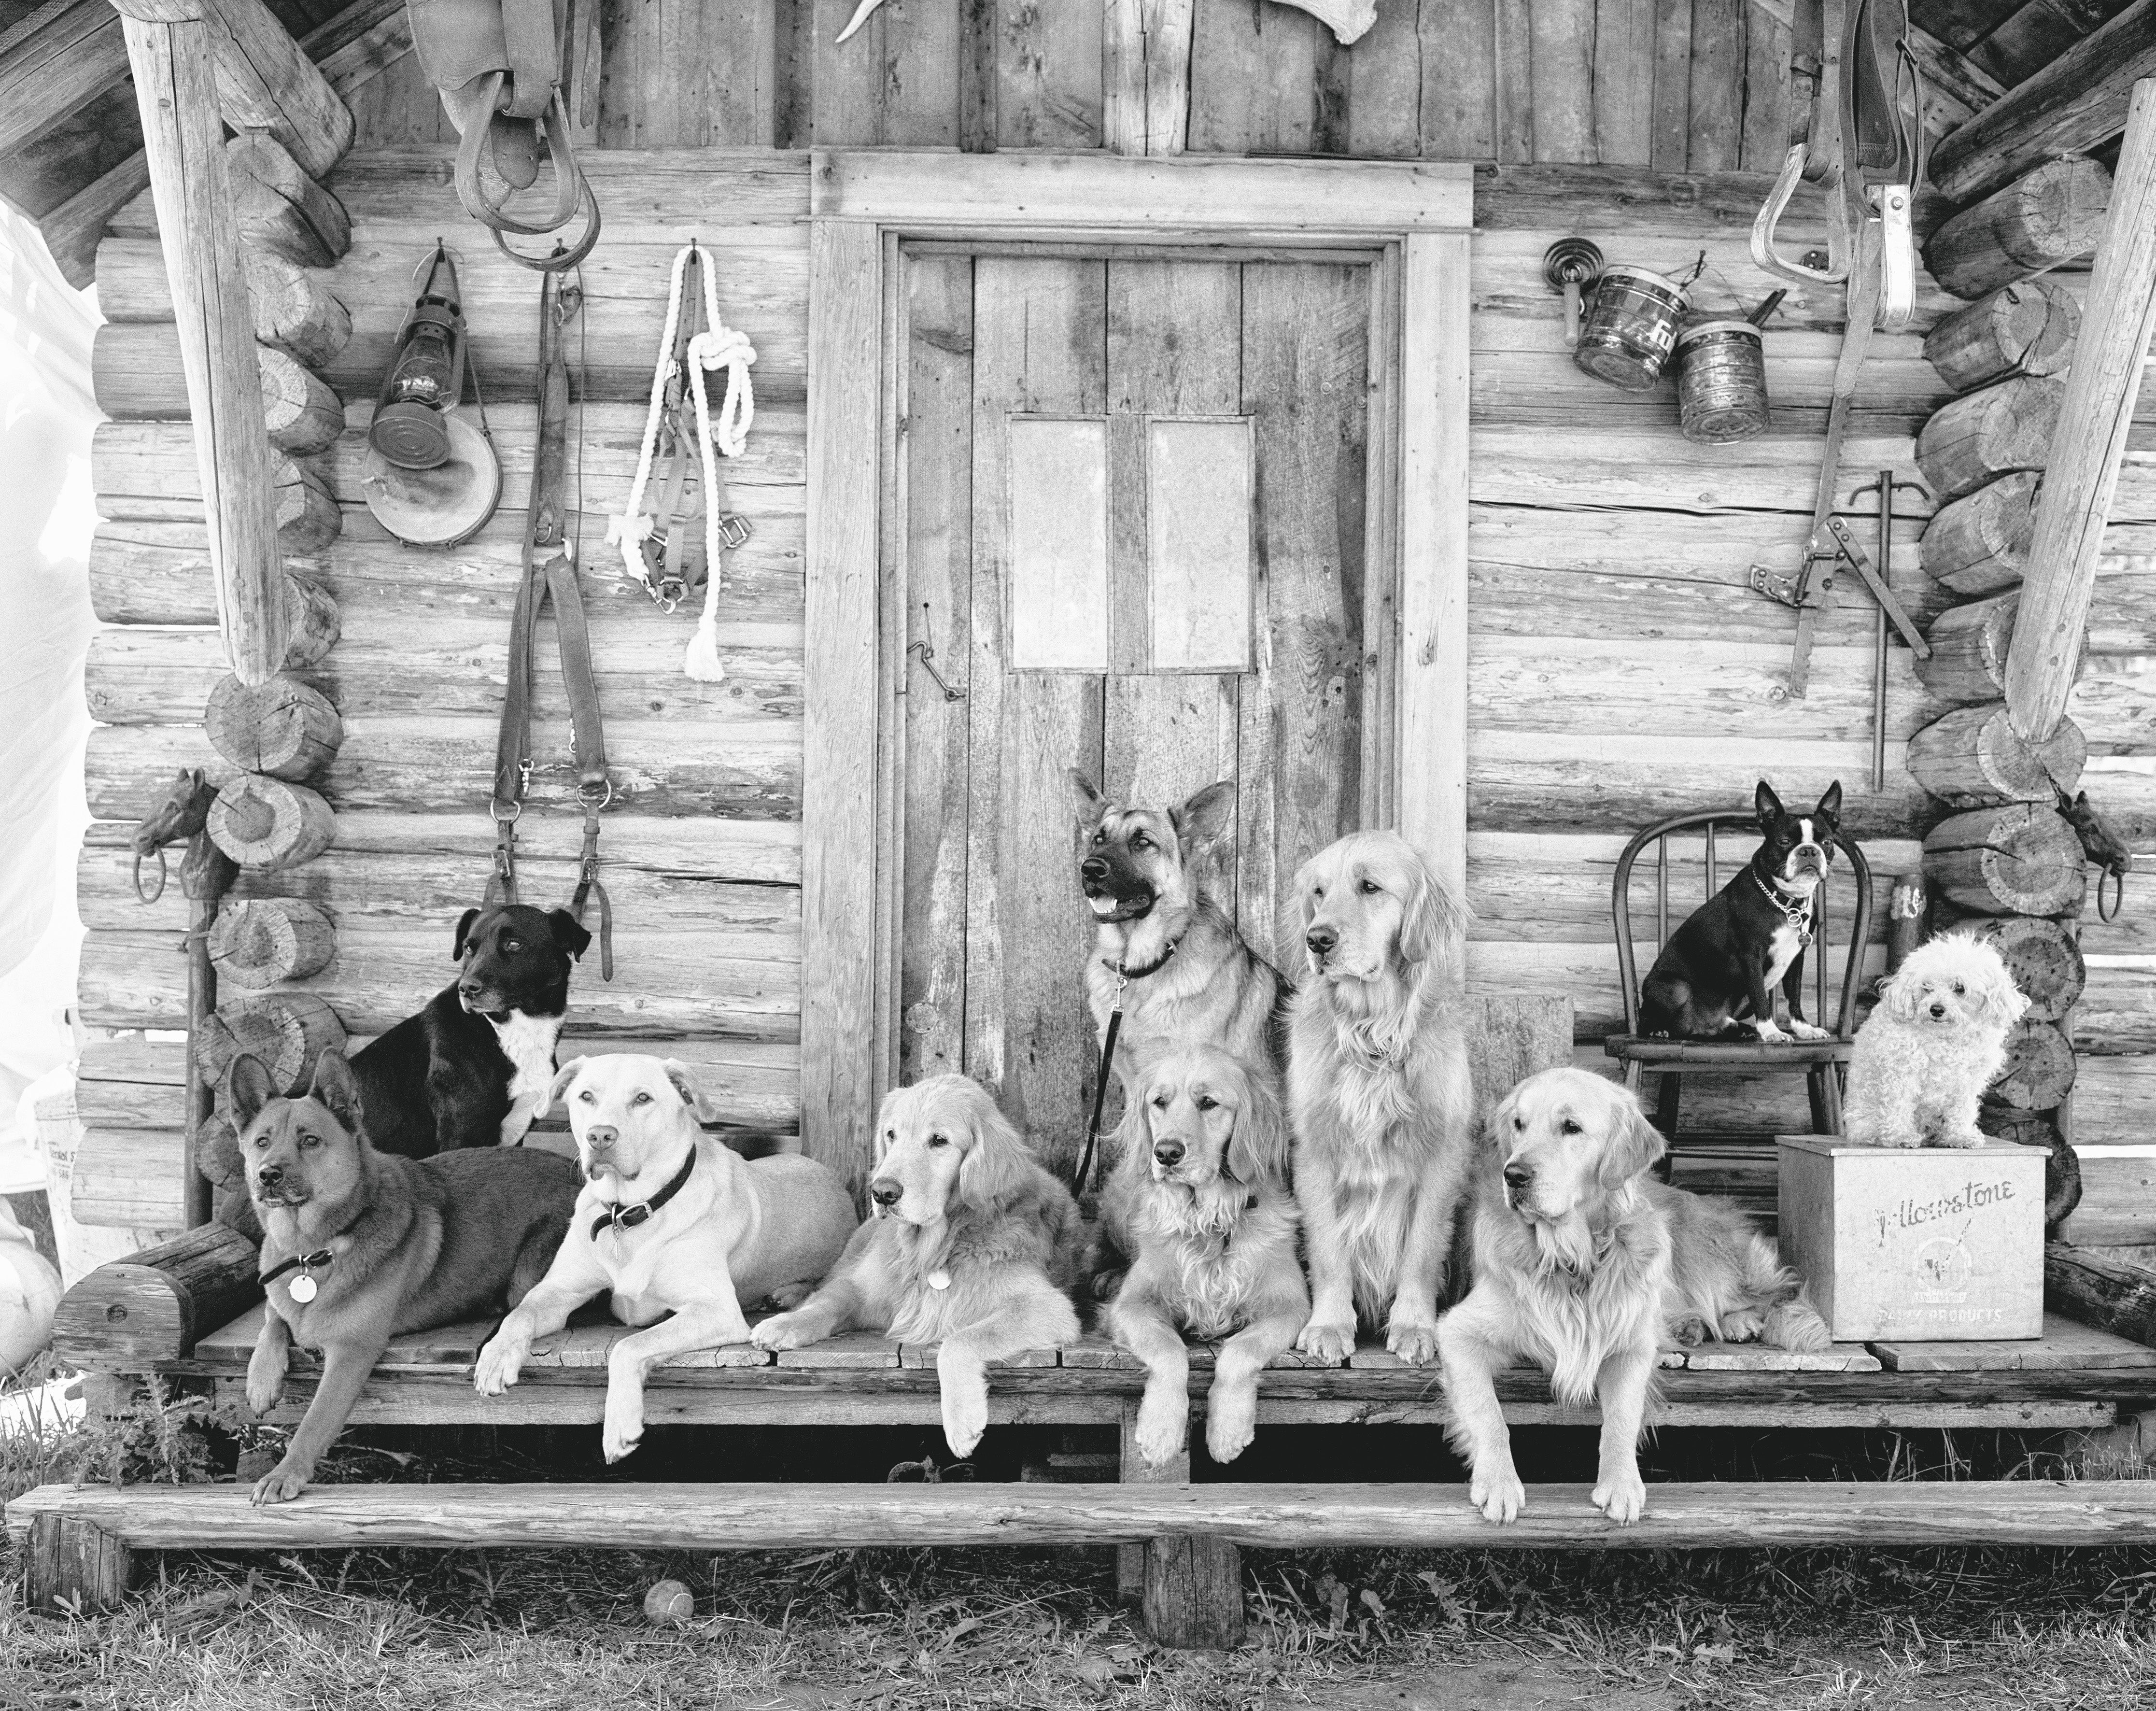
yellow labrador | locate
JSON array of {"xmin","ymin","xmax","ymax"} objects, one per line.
[
  {"xmin": 1285, "ymin": 831, "xmax": 1475, "ymax": 1366},
  {"xmin": 1438, "ymin": 1067, "xmax": 1827, "ymax": 1527},
  {"xmin": 751, "ymin": 1075, "xmax": 1087, "ymax": 1457},
  {"xmin": 474, "ymin": 1055, "xmax": 856, "ymax": 1462},
  {"xmin": 1107, "ymin": 1044, "xmax": 1306, "ymax": 1469}
]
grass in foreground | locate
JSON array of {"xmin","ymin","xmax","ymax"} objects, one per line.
[{"xmin": 2, "ymin": 1382, "xmax": 2154, "ymax": 1709}]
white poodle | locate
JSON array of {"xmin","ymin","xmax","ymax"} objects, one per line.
[{"xmin": 1843, "ymin": 934, "xmax": 2030, "ymax": 1149}]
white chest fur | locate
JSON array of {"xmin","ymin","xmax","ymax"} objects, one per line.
[
  {"xmin": 1764, "ymin": 920, "xmax": 1805, "ymax": 990},
  {"xmin": 488, "ymin": 1011, "xmax": 563, "ymax": 1145}
]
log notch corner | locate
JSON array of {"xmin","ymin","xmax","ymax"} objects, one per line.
[{"xmin": 113, "ymin": 0, "xmax": 360, "ymax": 1226}]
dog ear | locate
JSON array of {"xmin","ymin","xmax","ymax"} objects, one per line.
[
  {"xmin": 453, "ymin": 907, "xmax": 483, "ymax": 961},
  {"xmin": 661, "ymin": 1058, "xmax": 722, "ymax": 1122},
  {"xmin": 1397, "ymin": 847, "xmax": 1469, "ymax": 974},
  {"xmin": 546, "ymin": 1057, "xmax": 586, "ymax": 1117},
  {"xmin": 1596, "ymin": 1092, "xmax": 1667, "ymax": 1191},
  {"xmin": 1981, "ymin": 964, "xmax": 2032, "ymax": 1028},
  {"xmin": 1170, "ymin": 780, "xmax": 1236, "ymax": 851},
  {"xmin": 1069, "ymin": 769, "xmax": 1110, "ymax": 832},
  {"xmin": 1813, "ymin": 780, "xmax": 1843, "ymax": 825},
  {"xmin": 308, "ymin": 1047, "xmax": 364, "ymax": 1132},
  {"xmin": 1484, "ymin": 1085, "xmax": 1522, "ymax": 1161},
  {"xmin": 1224, "ymin": 1064, "xmax": 1290, "ymax": 1185},
  {"xmin": 546, "ymin": 908, "xmax": 592, "ymax": 961},
  {"xmin": 1754, "ymin": 779, "xmax": 1785, "ymax": 829},
  {"xmin": 223, "ymin": 1053, "xmax": 276, "ymax": 1132},
  {"xmin": 1878, "ymin": 963, "xmax": 1923, "ymax": 1023},
  {"xmin": 956, "ymin": 1090, "xmax": 1029, "ymax": 1211}
]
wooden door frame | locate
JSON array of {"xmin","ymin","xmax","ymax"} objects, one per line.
[{"xmin": 802, "ymin": 150, "xmax": 1473, "ymax": 1178}]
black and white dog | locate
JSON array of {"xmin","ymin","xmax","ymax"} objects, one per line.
[
  {"xmin": 1638, "ymin": 781, "xmax": 1844, "ymax": 1044},
  {"xmin": 350, "ymin": 904, "xmax": 590, "ymax": 1156}
]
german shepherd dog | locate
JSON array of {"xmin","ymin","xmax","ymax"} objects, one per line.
[
  {"xmin": 231, "ymin": 1046, "xmax": 580, "ymax": 1504},
  {"xmin": 1070, "ymin": 772, "xmax": 1289, "ymax": 1115}
]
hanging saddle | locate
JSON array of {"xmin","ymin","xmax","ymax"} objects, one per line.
[
  {"xmin": 1752, "ymin": 0, "xmax": 1919, "ymax": 331},
  {"xmin": 406, "ymin": 0, "xmax": 600, "ymax": 269}
]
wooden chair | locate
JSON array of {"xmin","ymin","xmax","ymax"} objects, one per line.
[{"xmin": 1605, "ymin": 810, "xmax": 1873, "ymax": 1164}]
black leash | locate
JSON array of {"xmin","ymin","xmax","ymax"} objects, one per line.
[
  {"xmin": 589, "ymin": 1144, "xmax": 697, "ymax": 1240},
  {"xmin": 486, "ymin": 266, "xmax": 614, "ymax": 980},
  {"xmin": 1072, "ymin": 937, "xmax": 1179, "ymax": 1196}
]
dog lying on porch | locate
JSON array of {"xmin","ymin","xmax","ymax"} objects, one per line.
[
  {"xmin": 1438, "ymin": 1067, "xmax": 1829, "ymax": 1527},
  {"xmin": 473, "ymin": 1055, "xmax": 856, "ymax": 1463},
  {"xmin": 1107, "ymin": 1042, "xmax": 1306, "ymax": 1470},
  {"xmin": 751, "ymin": 1075, "xmax": 1087, "ymax": 1458},
  {"xmin": 1285, "ymin": 830, "xmax": 1476, "ymax": 1367},
  {"xmin": 232, "ymin": 1047, "xmax": 580, "ymax": 1504}
]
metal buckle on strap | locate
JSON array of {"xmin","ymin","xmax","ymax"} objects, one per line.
[
  {"xmin": 578, "ymin": 777, "xmax": 614, "ymax": 813},
  {"xmin": 716, "ymin": 513, "xmax": 751, "ymax": 551}
]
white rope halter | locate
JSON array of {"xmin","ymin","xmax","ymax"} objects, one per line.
[{"xmin": 606, "ymin": 240, "xmax": 756, "ymax": 681}]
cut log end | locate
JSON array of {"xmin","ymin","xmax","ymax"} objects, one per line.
[
  {"xmin": 1923, "ymin": 803, "xmax": 2090, "ymax": 917},
  {"xmin": 1920, "ymin": 471, "xmax": 2039, "ymax": 598},
  {"xmin": 208, "ymin": 897, "xmax": 336, "ymax": 989},
  {"xmin": 206, "ymin": 674, "xmax": 344, "ymax": 781},
  {"xmin": 206, "ymin": 776, "xmax": 336, "ymax": 870},
  {"xmin": 1916, "ymin": 378, "xmax": 2066, "ymax": 503},
  {"xmin": 1907, "ymin": 704, "xmax": 2086, "ymax": 809},
  {"xmin": 194, "ymin": 990, "xmax": 346, "ymax": 1094}
]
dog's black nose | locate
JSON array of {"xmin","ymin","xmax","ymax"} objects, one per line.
[
  {"xmin": 1153, "ymin": 1140, "xmax": 1185, "ymax": 1167},
  {"xmin": 1306, "ymin": 924, "xmax": 1337, "ymax": 957},
  {"xmin": 1502, "ymin": 1163, "xmax": 1531, "ymax": 1191},
  {"xmin": 255, "ymin": 1164, "xmax": 282, "ymax": 1188},
  {"xmin": 585, "ymin": 1124, "xmax": 617, "ymax": 1150},
  {"xmin": 1080, "ymin": 855, "xmax": 1109, "ymax": 883},
  {"xmin": 870, "ymin": 1180, "xmax": 901, "ymax": 1208},
  {"xmin": 1928, "ymin": 1001, "xmax": 1947, "ymax": 1018}
]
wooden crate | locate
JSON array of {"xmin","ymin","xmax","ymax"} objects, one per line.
[{"xmin": 1777, "ymin": 1137, "xmax": 2045, "ymax": 1342}]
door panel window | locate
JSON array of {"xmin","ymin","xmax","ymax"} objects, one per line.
[
  {"xmin": 1147, "ymin": 416, "xmax": 1254, "ymax": 674},
  {"xmin": 1005, "ymin": 415, "xmax": 1111, "ymax": 671}
]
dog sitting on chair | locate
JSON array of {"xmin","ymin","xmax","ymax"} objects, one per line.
[
  {"xmin": 1106, "ymin": 1043, "xmax": 1307, "ymax": 1470},
  {"xmin": 474, "ymin": 1055, "xmax": 857, "ymax": 1463},
  {"xmin": 1638, "ymin": 781, "xmax": 1844, "ymax": 1045},
  {"xmin": 1438, "ymin": 1067, "xmax": 1828, "ymax": 1528},
  {"xmin": 751, "ymin": 1075, "xmax": 1087, "ymax": 1458},
  {"xmin": 1285, "ymin": 831, "xmax": 1476, "ymax": 1367},
  {"xmin": 1843, "ymin": 934, "xmax": 2029, "ymax": 1149}
]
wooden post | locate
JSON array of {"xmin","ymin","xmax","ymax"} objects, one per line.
[
  {"xmin": 1103, "ymin": 0, "xmax": 1195, "ymax": 156},
  {"xmin": 1118, "ymin": 1399, "xmax": 1244, "ymax": 1649},
  {"xmin": 28, "ymin": 1514, "xmax": 132, "ymax": 1614},
  {"xmin": 2003, "ymin": 80, "xmax": 2156, "ymax": 747},
  {"xmin": 1922, "ymin": 281, "xmax": 2079, "ymax": 391},
  {"xmin": 116, "ymin": 0, "xmax": 289, "ymax": 684},
  {"xmin": 1921, "ymin": 158, "xmax": 2111, "ymax": 300}
]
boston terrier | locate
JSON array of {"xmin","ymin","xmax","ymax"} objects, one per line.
[
  {"xmin": 1637, "ymin": 781, "xmax": 1844, "ymax": 1044},
  {"xmin": 349, "ymin": 904, "xmax": 591, "ymax": 1156}
]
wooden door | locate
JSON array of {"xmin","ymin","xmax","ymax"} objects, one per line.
[{"xmin": 895, "ymin": 250, "xmax": 1380, "ymax": 1174}]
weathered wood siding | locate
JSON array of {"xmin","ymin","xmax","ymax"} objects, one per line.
[{"xmin": 66, "ymin": 1, "xmax": 2156, "ymax": 1223}]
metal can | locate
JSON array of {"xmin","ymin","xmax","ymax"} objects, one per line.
[
  {"xmin": 1675, "ymin": 318, "xmax": 1770, "ymax": 443},
  {"xmin": 1573, "ymin": 266, "xmax": 1690, "ymax": 390}
]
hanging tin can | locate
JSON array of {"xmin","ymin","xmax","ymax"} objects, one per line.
[
  {"xmin": 1573, "ymin": 266, "xmax": 1690, "ymax": 390},
  {"xmin": 1675, "ymin": 318, "xmax": 1771, "ymax": 443}
]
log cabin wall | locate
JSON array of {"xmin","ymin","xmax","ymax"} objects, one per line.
[{"xmin": 60, "ymin": 0, "xmax": 2156, "ymax": 1231}]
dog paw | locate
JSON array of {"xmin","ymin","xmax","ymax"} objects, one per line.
[
  {"xmin": 1296, "ymin": 1316, "xmax": 1356, "ymax": 1364},
  {"xmin": 1718, "ymin": 1308, "xmax": 1765, "ymax": 1343},
  {"xmin": 1205, "ymin": 1398, "xmax": 1256, "ymax": 1467},
  {"xmin": 473, "ymin": 1338, "xmax": 523, "ymax": 1397},
  {"xmin": 250, "ymin": 1464, "xmax": 308, "ymax": 1506},
  {"xmin": 602, "ymin": 1390, "xmax": 646, "ymax": 1464},
  {"xmin": 1135, "ymin": 1396, "xmax": 1188, "ymax": 1469},
  {"xmin": 750, "ymin": 1314, "xmax": 804, "ymax": 1351},
  {"xmin": 766, "ymin": 1281, "xmax": 815, "ymax": 1312},
  {"xmin": 1669, "ymin": 1315, "xmax": 1708, "ymax": 1349},
  {"xmin": 941, "ymin": 1387, "xmax": 988, "ymax": 1461},
  {"xmin": 1385, "ymin": 1317, "xmax": 1441, "ymax": 1368},
  {"xmin": 1786, "ymin": 1020, "xmax": 1832, "ymax": 1042},
  {"xmin": 1942, "ymin": 1127, "xmax": 1988, "ymax": 1150},
  {"xmin": 1592, "ymin": 1468, "xmax": 1647, "ymax": 1525},
  {"xmin": 1752, "ymin": 1021, "xmax": 1790, "ymax": 1045},
  {"xmin": 1469, "ymin": 1464, "xmax": 1526, "ymax": 1525}
]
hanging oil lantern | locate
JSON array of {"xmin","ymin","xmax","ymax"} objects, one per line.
[{"xmin": 369, "ymin": 242, "xmax": 469, "ymax": 470}]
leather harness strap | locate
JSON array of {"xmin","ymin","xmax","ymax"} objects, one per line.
[
  {"xmin": 1073, "ymin": 935, "xmax": 1180, "ymax": 1197},
  {"xmin": 488, "ymin": 271, "xmax": 614, "ymax": 980}
]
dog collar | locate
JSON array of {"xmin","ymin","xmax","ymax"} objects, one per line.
[
  {"xmin": 262, "ymin": 1248, "xmax": 333, "ymax": 1303},
  {"xmin": 1109, "ymin": 936, "xmax": 1182, "ymax": 983},
  {"xmin": 1752, "ymin": 872, "xmax": 1816, "ymax": 945},
  {"xmin": 590, "ymin": 1145, "xmax": 697, "ymax": 1239}
]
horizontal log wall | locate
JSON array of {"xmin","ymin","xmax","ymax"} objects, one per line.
[{"xmin": 71, "ymin": 4, "xmax": 2156, "ymax": 1218}]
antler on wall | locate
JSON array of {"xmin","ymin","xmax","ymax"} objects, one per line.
[{"xmin": 1272, "ymin": 0, "xmax": 1377, "ymax": 46}]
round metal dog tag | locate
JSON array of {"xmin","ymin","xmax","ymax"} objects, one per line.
[
  {"xmin": 927, "ymin": 1270, "xmax": 950, "ymax": 1291},
  {"xmin": 289, "ymin": 1273, "xmax": 318, "ymax": 1303}
]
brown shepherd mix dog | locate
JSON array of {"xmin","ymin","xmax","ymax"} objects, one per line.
[{"xmin": 230, "ymin": 1046, "xmax": 580, "ymax": 1504}]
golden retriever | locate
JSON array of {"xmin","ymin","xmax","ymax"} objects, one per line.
[
  {"xmin": 1438, "ymin": 1067, "xmax": 1830, "ymax": 1527},
  {"xmin": 1106, "ymin": 1044, "xmax": 1307, "ymax": 1470},
  {"xmin": 750, "ymin": 1075, "xmax": 1086, "ymax": 1457},
  {"xmin": 1284, "ymin": 830, "xmax": 1475, "ymax": 1365}
]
